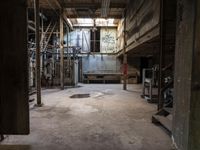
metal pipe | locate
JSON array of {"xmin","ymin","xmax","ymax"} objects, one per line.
[
  {"xmin": 67, "ymin": 26, "xmax": 70, "ymax": 83},
  {"xmin": 28, "ymin": 25, "xmax": 35, "ymax": 31},
  {"xmin": 41, "ymin": 13, "xmax": 44, "ymax": 74},
  {"xmin": 40, "ymin": 21, "xmax": 53, "ymax": 46},
  {"xmin": 93, "ymin": 29, "xmax": 96, "ymax": 52},
  {"xmin": 56, "ymin": 29, "xmax": 59, "ymax": 60},
  {"xmin": 43, "ymin": 23, "xmax": 57, "ymax": 51}
]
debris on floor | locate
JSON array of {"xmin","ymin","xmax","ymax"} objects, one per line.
[{"xmin": 70, "ymin": 94, "xmax": 90, "ymax": 98}]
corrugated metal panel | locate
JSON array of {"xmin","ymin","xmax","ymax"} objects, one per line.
[{"xmin": 65, "ymin": 28, "xmax": 90, "ymax": 53}]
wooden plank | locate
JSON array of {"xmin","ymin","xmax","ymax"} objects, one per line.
[
  {"xmin": 153, "ymin": 115, "xmax": 172, "ymax": 132},
  {"xmin": 35, "ymin": 0, "xmax": 42, "ymax": 106},
  {"xmin": 189, "ymin": 0, "xmax": 200, "ymax": 149},
  {"xmin": 126, "ymin": 0, "xmax": 160, "ymax": 51},
  {"xmin": 60, "ymin": 9, "xmax": 64, "ymax": 90},
  {"xmin": 126, "ymin": 26, "xmax": 160, "ymax": 53},
  {"xmin": 172, "ymin": 0, "xmax": 196, "ymax": 149},
  {"xmin": 0, "ymin": 0, "xmax": 29, "ymax": 134},
  {"xmin": 63, "ymin": 2, "xmax": 126, "ymax": 8}
]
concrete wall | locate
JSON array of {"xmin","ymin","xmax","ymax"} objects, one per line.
[
  {"xmin": 100, "ymin": 28, "xmax": 117, "ymax": 53},
  {"xmin": 82, "ymin": 55, "xmax": 120, "ymax": 73}
]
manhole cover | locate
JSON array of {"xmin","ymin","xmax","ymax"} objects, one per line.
[{"xmin": 70, "ymin": 94, "xmax": 90, "ymax": 98}]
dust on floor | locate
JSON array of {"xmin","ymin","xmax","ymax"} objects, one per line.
[{"xmin": 0, "ymin": 84, "xmax": 173, "ymax": 150}]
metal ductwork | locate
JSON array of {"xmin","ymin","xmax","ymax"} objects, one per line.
[{"xmin": 101, "ymin": 0, "xmax": 110, "ymax": 18}]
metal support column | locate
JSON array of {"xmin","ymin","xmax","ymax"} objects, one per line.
[
  {"xmin": 34, "ymin": 0, "xmax": 42, "ymax": 106},
  {"xmin": 60, "ymin": 9, "xmax": 64, "ymax": 90}
]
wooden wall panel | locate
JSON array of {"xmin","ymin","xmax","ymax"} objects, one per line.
[
  {"xmin": 188, "ymin": 0, "xmax": 200, "ymax": 149},
  {"xmin": 0, "ymin": 0, "xmax": 29, "ymax": 134},
  {"xmin": 125, "ymin": 0, "xmax": 160, "ymax": 52},
  {"xmin": 172, "ymin": 0, "xmax": 199, "ymax": 149}
]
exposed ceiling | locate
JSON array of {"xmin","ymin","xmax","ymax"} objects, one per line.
[
  {"xmin": 28, "ymin": 0, "xmax": 128, "ymax": 26},
  {"xmin": 62, "ymin": 0, "xmax": 127, "ymax": 18}
]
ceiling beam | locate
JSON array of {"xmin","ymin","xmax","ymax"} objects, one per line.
[
  {"xmin": 53, "ymin": 0, "xmax": 62, "ymax": 9},
  {"xmin": 66, "ymin": 14, "xmax": 123, "ymax": 19},
  {"xmin": 63, "ymin": 3, "xmax": 126, "ymax": 9},
  {"xmin": 46, "ymin": 0, "xmax": 73, "ymax": 30}
]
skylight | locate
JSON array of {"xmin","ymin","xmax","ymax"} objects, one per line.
[
  {"xmin": 76, "ymin": 18, "xmax": 94, "ymax": 26},
  {"xmin": 75, "ymin": 18, "xmax": 116, "ymax": 27}
]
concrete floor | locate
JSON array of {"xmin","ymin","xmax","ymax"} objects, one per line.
[{"xmin": 0, "ymin": 84, "xmax": 173, "ymax": 150}]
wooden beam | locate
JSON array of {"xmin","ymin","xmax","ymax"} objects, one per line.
[
  {"xmin": 54, "ymin": 0, "xmax": 62, "ymax": 9},
  {"xmin": 66, "ymin": 14, "xmax": 123, "ymax": 19},
  {"xmin": 172, "ymin": 0, "xmax": 198, "ymax": 149},
  {"xmin": 63, "ymin": 2, "xmax": 126, "ymax": 8},
  {"xmin": 0, "ymin": 0, "xmax": 29, "ymax": 134},
  {"xmin": 123, "ymin": 10, "xmax": 127, "ymax": 90},
  {"xmin": 28, "ymin": 25, "xmax": 35, "ymax": 31},
  {"xmin": 60, "ymin": 9, "xmax": 64, "ymax": 90},
  {"xmin": 35, "ymin": 0, "xmax": 42, "ymax": 106}
]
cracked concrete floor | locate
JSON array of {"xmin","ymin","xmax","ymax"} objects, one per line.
[{"xmin": 0, "ymin": 84, "xmax": 173, "ymax": 150}]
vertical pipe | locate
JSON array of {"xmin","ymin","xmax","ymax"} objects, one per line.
[
  {"xmin": 67, "ymin": 26, "xmax": 69, "ymax": 64},
  {"xmin": 80, "ymin": 57, "xmax": 83, "ymax": 82},
  {"xmin": 142, "ymin": 69, "xmax": 146, "ymax": 95},
  {"xmin": 82, "ymin": 29, "xmax": 84, "ymax": 51},
  {"xmin": 60, "ymin": 9, "xmax": 64, "ymax": 90},
  {"xmin": 41, "ymin": 12, "xmax": 44, "ymax": 48},
  {"xmin": 93, "ymin": 30, "xmax": 96, "ymax": 52},
  {"xmin": 41, "ymin": 11, "xmax": 44, "ymax": 75},
  {"xmin": 67, "ymin": 26, "xmax": 70, "ymax": 86},
  {"xmin": 34, "ymin": 0, "xmax": 42, "ymax": 106},
  {"xmin": 56, "ymin": 29, "xmax": 59, "ymax": 60},
  {"xmin": 123, "ymin": 10, "xmax": 127, "ymax": 90}
]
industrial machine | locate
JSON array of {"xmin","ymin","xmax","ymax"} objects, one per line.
[
  {"xmin": 28, "ymin": 43, "xmax": 80, "ymax": 88},
  {"xmin": 141, "ymin": 65, "xmax": 159, "ymax": 103}
]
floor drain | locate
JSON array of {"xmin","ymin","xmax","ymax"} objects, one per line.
[{"xmin": 70, "ymin": 94, "xmax": 90, "ymax": 98}]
